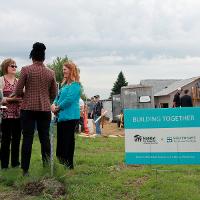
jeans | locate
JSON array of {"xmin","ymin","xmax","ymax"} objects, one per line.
[{"xmin": 94, "ymin": 114, "xmax": 101, "ymax": 134}]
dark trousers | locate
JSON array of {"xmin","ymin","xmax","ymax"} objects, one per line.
[
  {"xmin": 57, "ymin": 120, "xmax": 78, "ymax": 169},
  {"xmin": 1, "ymin": 118, "xmax": 21, "ymax": 169},
  {"xmin": 20, "ymin": 110, "xmax": 51, "ymax": 172}
]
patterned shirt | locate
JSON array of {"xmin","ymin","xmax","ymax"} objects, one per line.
[
  {"xmin": 15, "ymin": 62, "xmax": 57, "ymax": 111},
  {"xmin": 3, "ymin": 77, "xmax": 20, "ymax": 119}
]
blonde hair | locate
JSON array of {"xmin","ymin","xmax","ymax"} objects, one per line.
[
  {"xmin": 61, "ymin": 61, "xmax": 80, "ymax": 86},
  {"xmin": 1, "ymin": 58, "xmax": 15, "ymax": 75}
]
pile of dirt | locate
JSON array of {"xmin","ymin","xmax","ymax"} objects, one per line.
[
  {"xmin": 23, "ymin": 181, "xmax": 45, "ymax": 196},
  {"xmin": 23, "ymin": 178, "xmax": 66, "ymax": 198}
]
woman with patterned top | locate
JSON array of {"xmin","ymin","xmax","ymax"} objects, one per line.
[
  {"xmin": 0, "ymin": 58, "xmax": 22, "ymax": 169},
  {"xmin": 15, "ymin": 42, "xmax": 57, "ymax": 176},
  {"xmin": 51, "ymin": 62, "xmax": 81, "ymax": 169}
]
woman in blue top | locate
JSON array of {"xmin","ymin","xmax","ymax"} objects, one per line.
[{"xmin": 51, "ymin": 61, "xmax": 80, "ymax": 169}]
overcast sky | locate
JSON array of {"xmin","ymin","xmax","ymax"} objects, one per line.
[{"xmin": 1, "ymin": 0, "xmax": 200, "ymax": 99}]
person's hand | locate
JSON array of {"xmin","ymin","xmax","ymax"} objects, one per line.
[
  {"xmin": 51, "ymin": 104, "xmax": 60, "ymax": 113},
  {"xmin": 55, "ymin": 106, "xmax": 60, "ymax": 112},
  {"xmin": 51, "ymin": 104, "xmax": 57, "ymax": 113}
]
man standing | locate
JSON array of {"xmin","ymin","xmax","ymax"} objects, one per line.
[
  {"xmin": 88, "ymin": 97, "xmax": 95, "ymax": 119},
  {"xmin": 180, "ymin": 89, "xmax": 193, "ymax": 107},
  {"xmin": 173, "ymin": 88, "xmax": 182, "ymax": 107},
  {"xmin": 92, "ymin": 95, "xmax": 103, "ymax": 135}
]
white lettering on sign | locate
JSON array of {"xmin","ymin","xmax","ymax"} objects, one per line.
[
  {"xmin": 132, "ymin": 115, "xmax": 194, "ymax": 123},
  {"xmin": 133, "ymin": 116, "xmax": 161, "ymax": 122},
  {"xmin": 162, "ymin": 115, "xmax": 194, "ymax": 122}
]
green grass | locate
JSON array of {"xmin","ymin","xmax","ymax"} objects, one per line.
[{"xmin": 1, "ymin": 134, "xmax": 200, "ymax": 199}]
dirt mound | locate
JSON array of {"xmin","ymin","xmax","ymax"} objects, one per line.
[
  {"xmin": 23, "ymin": 181, "xmax": 45, "ymax": 196},
  {"xmin": 23, "ymin": 178, "xmax": 66, "ymax": 198}
]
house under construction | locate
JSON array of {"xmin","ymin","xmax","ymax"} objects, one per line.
[{"xmin": 154, "ymin": 76, "xmax": 200, "ymax": 108}]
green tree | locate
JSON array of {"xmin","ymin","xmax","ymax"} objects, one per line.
[
  {"xmin": 48, "ymin": 56, "xmax": 69, "ymax": 84},
  {"xmin": 110, "ymin": 71, "xmax": 128, "ymax": 97},
  {"xmin": 80, "ymin": 83, "xmax": 87, "ymax": 101}
]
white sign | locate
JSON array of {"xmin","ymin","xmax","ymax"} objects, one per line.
[{"xmin": 125, "ymin": 107, "xmax": 200, "ymax": 164}]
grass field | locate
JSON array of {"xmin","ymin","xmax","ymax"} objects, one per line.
[{"xmin": 0, "ymin": 133, "xmax": 200, "ymax": 200}]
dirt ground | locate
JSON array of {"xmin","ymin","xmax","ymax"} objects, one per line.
[
  {"xmin": 101, "ymin": 120, "xmax": 124, "ymax": 136},
  {"xmin": 79, "ymin": 119, "xmax": 125, "ymax": 137}
]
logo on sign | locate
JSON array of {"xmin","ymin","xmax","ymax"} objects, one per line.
[
  {"xmin": 134, "ymin": 135, "xmax": 142, "ymax": 142},
  {"xmin": 166, "ymin": 136, "xmax": 196, "ymax": 143},
  {"xmin": 134, "ymin": 134, "xmax": 158, "ymax": 144}
]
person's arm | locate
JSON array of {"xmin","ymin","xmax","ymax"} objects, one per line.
[
  {"xmin": 0, "ymin": 77, "xmax": 5, "ymax": 105},
  {"xmin": 53, "ymin": 95, "xmax": 59, "ymax": 105},
  {"xmin": 57, "ymin": 83, "xmax": 80, "ymax": 110},
  {"xmin": 49, "ymin": 72, "xmax": 57, "ymax": 102},
  {"xmin": 15, "ymin": 67, "xmax": 26, "ymax": 97},
  {"xmin": 100, "ymin": 102, "xmax": 104, "ymax": 115},
  {"xmin": 51, "ymin": 93, "xmax": 59, "ymax": 114},
  {"xmin": 90, "ymin": 110, "xmax": 93, "ymax": 118}
]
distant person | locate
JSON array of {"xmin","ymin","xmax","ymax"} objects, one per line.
[
  {"xmin": 173, "ymin": 88, "xmax": 182, "ymax": 107},
  {"xmin": 15, "ymin": 42, "xmax": 57, "ymax": 176},
  {"xmin": 180, "ymin": 89, "xmax": 193, "ymax": 107},
  {"xmin": 92, "ymin": 95, "xmax": 103, "ymax": 135},
  {"xmin": 88, "ymin": 97, "xmax": 95, "ymax": 119},
  {"xmin": 75, "ymin": 98, "xmax": 84, "ymax": 133},
  {"xmin": 51, "ymin": 61, "xmax": 80, "ymax": 169},
  {"xmin": 0, "ymin": 58, "xmax": 22, "ymax": 169}
]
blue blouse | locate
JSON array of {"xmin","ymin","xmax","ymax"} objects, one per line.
[{"xmin": 54, "ymin": 82, "xmax": 81, "ymax": 122}]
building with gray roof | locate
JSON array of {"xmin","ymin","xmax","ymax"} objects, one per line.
[
  {"xmin": 154, "ymin": 76, "xmax": 200, "ymax": 108},
  {"xmin": 140, "ymin": 79, "xmax": 180, "ymax": 94}
]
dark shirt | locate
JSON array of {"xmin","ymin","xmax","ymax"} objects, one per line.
[
  {"xmin": 173, "ymin": 92, "xmax": 181, "ymax": 107},
  {"xmin": 180, "ymin": 95, "xmax": 193, "ymax": 107},
  {"xmin": 93, "ymin": 101, "xmax": 103, "ymax": 116}
]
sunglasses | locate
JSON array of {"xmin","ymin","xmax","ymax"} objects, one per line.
[{"xmin": 9, "ymin": 65, "xmax": 17, "ymax": 69}]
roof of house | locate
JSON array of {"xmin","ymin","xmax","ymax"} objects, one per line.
[
  {"xmin": 154, "ymin": 76, "xmax": 200, "ymax": 97},
  {"xmin": 140, "ymin": 79, "xmax": 180, "ymax": 94},
  {"xmin": 121, "ymin": 84, "xmax": 152, "ymax": 89}
]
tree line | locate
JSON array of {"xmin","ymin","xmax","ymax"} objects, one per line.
[{"xmin": 0, "ymin": 57, "xmax": 128, "ymax": 100}]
